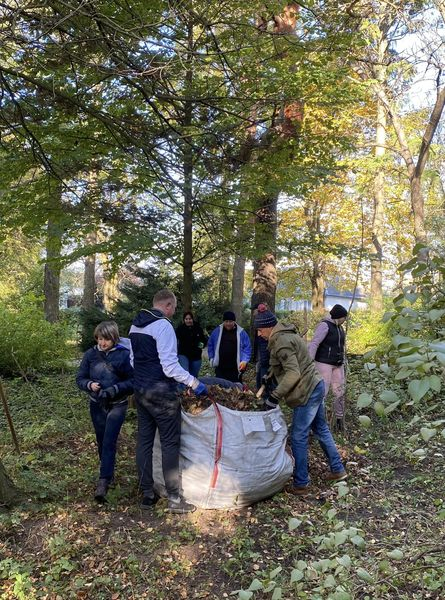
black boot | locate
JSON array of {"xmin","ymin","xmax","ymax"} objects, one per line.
[
  {"xmin": 336, "ymin": 418, "xmax": 344, "ymax": 433},
  {"xmin": 94, "ymin": 478, "xmax": 109, "ymax": 502}
]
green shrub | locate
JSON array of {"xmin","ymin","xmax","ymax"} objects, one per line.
[
  {"xmin": 276, "ymin": 309, "xmax": 326, "ymax": 338},
  {"xmin": 347, "ymin": 309, "xmax": 393, "ymax": 355},
  {"xmin": 0, "ymin": 297, "xmax": 72, "ymax": 376},
  {"xmin": 78, "ymin": 306, "xmax": 113, "ymax": 351}
]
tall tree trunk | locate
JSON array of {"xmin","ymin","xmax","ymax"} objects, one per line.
[
  {"xmin": 310, "ymin": 265, "xmax": 325, "ymax": 311},
  {"xmin": 410, "ymin": 175, "xmax": 427, "ymax": 246},
  {"xmin": 103, "ymin": 273, "xmax": 118, "ymax": 313},
  {"xmin": 43, "ymin": 189, "xmax": 63, "ymax": 323},
  {"xmin": 82, "ymin": 231, "xmax": 97, "ymax": 310},
  {"xmin": 252, "ymin": 194, "xmax": 279, "ymax": 311},
  {"xmin": 231, "ymin": 254, "xmax": 246, "ymax": 321},
  {"xmin": 371, "ymin": 31, "xmax": 388, "ymax": 312},
  {"xmin": 0, "ymin": 459, "xmax": 21, "ymax": 507},
  {"xmin": 182, "ymin": 18, "xmax": 194, "ymax": 311},
  {"xmin": 218, "ymin": 254, "xmax": 231, "ymax": 306},
  {"xmin": 376, "ymin": 82, "xmax": 445, "ymax": 253},
  {"xmin": 250, "ymin": 6, "xmax": 300, "ymax": 315}
]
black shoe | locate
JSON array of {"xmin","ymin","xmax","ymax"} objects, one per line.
[
  {"xmin": 167, "ymin": 497, "xmax": 196, "ymax": 514},
  {"xmin": 94, "ymin": 478, "xmax": 109, "ymax": 502},
  {"xmin": 140, "ymin": 494, "xmax": 160, "ymax": 510}
]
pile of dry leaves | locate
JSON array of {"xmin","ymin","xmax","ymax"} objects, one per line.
[{"xmin": 180, "ymin": 385, "xmax": 266, "ymax": 414}]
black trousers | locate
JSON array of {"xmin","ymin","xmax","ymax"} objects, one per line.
[
  {"xmin": 135, "ymin": 383, "xmax": 181, "ymax": 498},
  {"xmin": 215, "ymin": 365, "xmax": 240, "ymax": 383}
]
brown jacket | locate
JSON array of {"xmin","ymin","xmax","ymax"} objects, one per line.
[{"xmin": 267, "ymin": 322, "xmax": 321, "ymax": 408}]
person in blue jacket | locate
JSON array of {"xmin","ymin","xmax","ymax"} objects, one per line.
[
  {"xmin": 207, "ymin": 310, "xmax": 251, "ymax": 382},
  {"xmin": 76, "ymin": 321, "xmax": 133, "ymax": 502}
]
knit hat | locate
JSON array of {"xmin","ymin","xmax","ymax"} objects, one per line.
[
  {"xmin": 330, "ymin": 304, "xmax": 348, "ymax": 319},
  {"xmin": 254, "ymin": 303, "xmax": 278, "ymax": 328},
  {"xmin": 223, "ymin": 310, "xmax": 236, "ymax": 322}
]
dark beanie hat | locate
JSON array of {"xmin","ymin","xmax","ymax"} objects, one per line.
[
  {"xmin": 223, "ymin": 310, "xmax": 236, "ymax": 321},
  {"xmin": 254, "ymin": 303, "xmax": 278, "ymax": 328},
  {"xmin": 330, "ymin": 304, "xmax": 348, "ymax": 319}
]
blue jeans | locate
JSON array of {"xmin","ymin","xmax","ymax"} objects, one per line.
[
  {"xmin": 178, "ymin": 355, "xmax": 202, "ymax": 378},
  {"xmin": 291, "ymin": 381, "xmax": 345, "ymax": 487},
  {"xmin": 89, "ymin": 400, "xmax": 128, "ymax": 480}
]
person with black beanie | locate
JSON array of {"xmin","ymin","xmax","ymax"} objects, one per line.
[
  {"xmin": 207, "ymin": 310, "xmax": 251, "ymax": 382},
  {"xmin": 308, "ymin": 304, "xmax": 348, "ymax": 432}
]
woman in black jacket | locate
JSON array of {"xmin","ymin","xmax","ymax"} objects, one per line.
[{"xmin": 175, "ymin": 312, "xmax": 207, "ymax": 377}]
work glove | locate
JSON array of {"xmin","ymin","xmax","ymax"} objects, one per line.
[
  {"xmin": 194, "ymin": 381, "xmax": 208, "ymax": 396},
  {"xmin": 263, "ymin": 391, "xmax": 280, "ymax": 411},
  {"xmin": 99, "ymin": 386, "xmax": 117, "ymax": 400},
  {"xmin": 261, "ymin": 374, "xmax": 276, "ymax": 394}
]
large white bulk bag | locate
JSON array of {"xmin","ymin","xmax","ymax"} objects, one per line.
[{"xmin": 153, "ymin": 402, "xmax": 293, "ymax": 509}]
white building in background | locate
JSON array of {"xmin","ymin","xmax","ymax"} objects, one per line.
[{"xmin": 278, "ymin": 285, "xmax": 367, "ymax": 312}]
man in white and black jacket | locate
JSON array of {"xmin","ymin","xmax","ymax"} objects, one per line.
[{"xmin": 129, "ymin": 289, "xmax": 208, "ymax": 514}]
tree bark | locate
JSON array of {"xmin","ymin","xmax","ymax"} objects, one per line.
[
  {"xmin": 0, "ymin": 459, "xmax": 21, "ymax": 507},
  {"xmin": 43, "ymin": 216, "xmax": 63, "ymax": 323},
  {"xmin": 251, "ymin": 193, "xmax": 279, "ymax": 311},
  {"xmin": 101, "ymin": 257, "xmax": 119, "ymax": 313},
  {"xmin": 82, "ymin": 231, "xmax": 97, "ymax": 310},
  {"xmin": 310, "ymin": 266, "xmax": 325, "ymax": 311},
  {"xmin": 181, "ymin": 17, "xmax": 194, "ymax": 311},
  {"xmin": 370, "ymin": 30, "xmax": 388, "ymax": 312},
  {"xmin": 250, "ymin": 5, "xmax": 301, "ymax": 315},
  {"xmin": 218, "ymin": 254, "xmax": 231, "ymax": 306},
  {"xmin": 376, "ymin": 83, "xmax": 445, "ymax": 250},
  {"xmin": 231, "ymin": 254, "xmax": 246, "ymax": 321}
]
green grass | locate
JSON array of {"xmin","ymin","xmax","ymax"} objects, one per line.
[{"xmin": 0, "ymin": 364, "xmax": 444, "ymax": 599}]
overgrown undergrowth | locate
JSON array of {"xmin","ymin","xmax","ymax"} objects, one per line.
[{"xmin": 0, "ymin": 362, "xmax": 444, "ymax": 599}]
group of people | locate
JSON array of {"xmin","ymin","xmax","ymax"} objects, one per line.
[{"xmin": 76, "ymin": 288, "xmax": 349, "ymax": 508}]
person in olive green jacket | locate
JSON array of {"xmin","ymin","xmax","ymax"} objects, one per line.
[{"xmin": 254, "ymin": 304, "xmax": 347, "ymax": 496}]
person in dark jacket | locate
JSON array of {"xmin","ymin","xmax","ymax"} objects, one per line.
[
  {"xmin": 129, "ymin": 289, "xmax": 208, "ymax": 514},
  {"xmin": 255, "ymin": 307, "xmax": 347, "ymax": 497},
  {"xmin": 252, "ymin": 304, "xmax": 271, "ymax": 387},
  {"xmin": 76, "ymin": 321, "xmax": 133, "ymax": 502},
  {"xmin": 207, "ymin": 310, "xmax": 251, "ymax": 382},
  {"xmin": 308, "ymin": 304, "xmax": 348, "ymax": 431},
  {"xmin": 175, "ymin": 311, "xmax": 207, "ymax": 377}
]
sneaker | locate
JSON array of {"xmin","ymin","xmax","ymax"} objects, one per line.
[
  {"xmin": 140, "ymin": 494, "xmax": 160, "ymax": 510},
  {"xmin": 167, "ymin": 497, "xmax": 196, "ymax": 514},
  {"xmin": 94, "ymin": 478, "xmax": 109, "ymax": 502},
  {"xmin": 326, "ymin": 470, "xmax": 348, "ymax": 482},
  {"xmin": 288, "ymin": 485, "xmax": 311, "ymax": 497}
]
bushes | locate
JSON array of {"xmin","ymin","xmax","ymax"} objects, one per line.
[
  {"xmin": 78, "ymin": 306, "xmax": 113, "ymax": 351},
  {"xmin": 347, "ymin": 309, "xmax": 392, "ymax": 355},
  {"xmin": 0, "ymin": 298, "xmax": 72, "ymax": 376}
]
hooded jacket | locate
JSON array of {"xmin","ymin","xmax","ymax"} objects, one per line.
[
  {"xmin": 207, "ymin": 324, "xmax": 251, "ymax": 368},
  {"xmin": 129, "ymin": 308, "xmax": 197, "ymax": 392},
  {"xmin": 267, "ymin": 323, "xmax": 321, "ymax": 408},
  {"xmin": 76, "ymin": 344, "xmax": 133, "ymax": 402}
]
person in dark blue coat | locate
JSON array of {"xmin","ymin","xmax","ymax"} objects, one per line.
[
  {"xmin": 130, "ymin": 289, "xmax": 208, "ymax": 514},
  {"xmin": 76, "ymin": 321, "xmax": 133, "ymax": 502}
]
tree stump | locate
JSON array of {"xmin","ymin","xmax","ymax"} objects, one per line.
[{"xmin": 0, "ymin": 459, "xmax": 21, "ymax": 507}]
